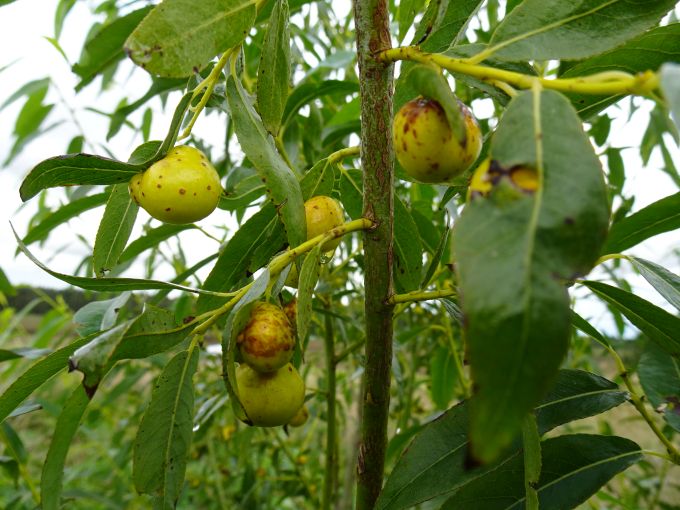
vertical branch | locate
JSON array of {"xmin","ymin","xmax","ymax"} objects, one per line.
[
  {"xmin": 323, "ymin": 307, "xmax": 338, "ymax": 510},
  {"xmin": 353, "ymin": 0, "xmax": 395, "ymax": 507}
]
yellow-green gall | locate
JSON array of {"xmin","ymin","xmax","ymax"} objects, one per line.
[
  {"xmin": 129, "ymin": 146, "xmax": 221, "ymax": 224},
  {"xmin": 236, "ymin": 363, "xmax": 305, "ymax": 427},
  {"xmin": 393, "ymin": 98, "xmax": 482, "ymax": 184},
  {"xmin": 237, "ymin": 302, "xmax": 295, "ymax": 373}
]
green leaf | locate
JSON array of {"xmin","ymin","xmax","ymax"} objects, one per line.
[
  {"xmin": 69, "ymin": 322, "xmax": 132, "ymax": 393},
  {"xmin": 397, "ymin": 0, "xmax": 425, "ymax": 43},
  {"xmin": 562, "ymin": 24, "xmax": 680, "ymax": 118},
  {"xmin": 19, "ymin": 154, "xmax": 141, "ymax": 202},
  {"xmin": 107, "ymin": 77, "xmax": 187, "ymax": 140},
  {"xmin": 394, "ymin": 196, "xmax": 424, "ymax": 292},
  {"xmin": 454, "ymin": 90, "xmax": 609, "ymax": 463},
  {"xmin": 133, "ymin": 347, "xmax": 199, "ymax": 505},
  {"xmin": 227, "ymin": 75, "xmax": 306, "ymax": 249},
  {"xmin": 119, "ymin": 224, "xmax": 196, "ymax": 264},
  {"xmin": 429, "ymin": 345, "xmax": 457, "ymax": 409},
  {"xmin": 603, "ymin": 192, "xmax": 680, "ymax": 254},
  {"xmin": 300, "ymin": 158, "xmax": 336, "ymax": 200},
  {"xmin": 534, "ymin": 369, "xmax": 627, "ymax": 433},
  {"xmin": 196, "ymin": 205, "xmax": 279, "ymax": 314},
  {"xmin": 22, "ymin": 192, "xmax": 109, "ymax": 246},
  {"xmin": 0, "ymin": 348, "xmax": 51, "ymax": 363},
  {"xmin": 219, "ymin": 173, "xmax": 265, "ymax": 211},
  {"xmin": 13, "ymin": 225, "xmax": 219, "ymax": 295},
  {"xmin": 338, "ymin": 168, "xmax": 363, "ymax": 220},
  {"xmin": 282, "ymin": 79, "xmax": 359, "ymax": 129},
  {"xmin": 638, "ymin": 341, "xmax": 680, "ymax": 433},
  {"xmin": 571, "ymin": 311, "xmax": 610, "ymax": 348},
  {"xmin": 111, "ymin": 305, "xmax": 193, "ymax": 361},
  {"xmin": 440, "ymin": 434, "xmax": 642, "ymax": 509},
  {"xmin": 629, "ymin": 257, "xmax": 680, "ymax": 312},
  {"xmin": 125, "ymin": 0, "xmax": 257, "ymax": 77},
  {"xmin": 0, "ymin": 267, "xmax": 14, "ymax": 297},
  {"xmin": 54, "ymin": 0, "xmax": 76, "ymax": 40},
  {"xmin": 484, "ymin": 0, "xmax": 677, "ymax": 62},
  {"xmin": 376, "ymin": 369, "xmax": 626, "ymax": 510},
  {"xmin": 296, "ymin": 243, "xmax": 322, "ymax": 343},
  {"xmin": 72, "ymin": 6, "xmax": 153, "ymax": 90},
  {"xmin": 583, "ymin": 280, "xmax": 680, "ymax": 357},
  {"xmin": 93, "ymin": 184, "xmax": 139, "ymax": 277},
  {"xmin": 41, "ymin": 385, "xmax": 90, "ymax": 510},
  {"xmin": 73, "ymin": 293, "xmax": 131, "ymax": 336},
  {"xmin": 0, "ymin": 336, "xmax": 92, "ymax": 424},
  {"xmin": 413, "ymin": 0, "xmax": 483, "ymax": 52},
  {"xmin": 6, "ymin": 85, "xmax": 55, "ymax": 165},
  {"xmin": 422, "ymin": 227, "xmax": 450, "ymax": 287},
  {"xmin": 0, "ymin": 78, "xmax": 50, "ymax": 112},
  {"xmin": 256, "ymin": 0, "xmax": 290, "ymax": 136},
  {"xmin": 662, "ymin": 62, "xmax": 680, "ymax": 131}
]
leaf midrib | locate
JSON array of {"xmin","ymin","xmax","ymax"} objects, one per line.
[{"xmin": 488, "ymin": 0, "xmax": 620, "ymax": 57}]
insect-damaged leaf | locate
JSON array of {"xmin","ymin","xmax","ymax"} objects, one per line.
[{"xmin": 454, "ymin": 89, "xmax": 609, "ymax": 463}]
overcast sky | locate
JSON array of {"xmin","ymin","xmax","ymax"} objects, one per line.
[{"xmin": 0, "ymin": 0, "xmax": 678, "ymax": 334}]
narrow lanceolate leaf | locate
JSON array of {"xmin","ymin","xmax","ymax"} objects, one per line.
[
  {"xmin": 583, "ymin": 280, "xmax": 680, "ymax": 357},
  {"xmin": 93, "ymin": 184, "xmax": 139, "ymax": 277},
  {"xmin": 125, "ymin": 0, "xmax": 257, "ymax": 77},
  {"xmin": 133, "ymin": 348, "xmax": 199, "ymax": 505},
  {"xmin": 227, "ymin": 76, "xmax": 306, "ymax": 249},
  {"xmin": 72, "ymin": 6, "xmax": 153, "ymax": 90},
  {"xmin": 19, "ymin": 154, "xmax": 141, "ymax": 201},
  {"xmin": 662, "ymin": 62, "xmax": 680, "ymax": 130},
  {"xmin": 602, "ymin": 192, "xmax": 680, "ymax": 254},
  {"xmin": 22, "ymin": 192, "xmax": 109, "ymax": 246},
  {"xmin": 376, "ymin": 370, "xmax": 625, "ymax": 510},
  {"xmin": 629, "ymin": 257, "xmax": 680, "ymax": 312},
  {"xmin": 196, "ymin": 205, "xmax": 280, "ymax": 314},
  {"xmin": 638, "ymin": 342, "xmax": 680, "ymax": 433},
  {"xmin": 281, "ymin": 80, "xmax": 359, "ymax": 128},
  {"xmin": 299, "ymin": 158, "xmax": 335, "ymax": 200},
  {"xmin": 440, "ymin": 434, "xmax": 642, "ymax": 510},
  {"xmin": 112, "ymin": 305, "xmax": 192, "ymax": 361},
  {"xmin": 571, "ymin": 311, "xmax": 610, "ymax": 348},
  {"xmin": 69, "ymin": 322, "xmax": 132, "ymax": 394},
  {"xmin": 119, "ymin": 224, "xmax": 195, "ymax": 264},
  {"xmin": 256, "ymin": 0, "xmax": 290, "ymax": 136},
  {"xmin": 0, "ymin": 348, "xmax": 51, "ymax": 363},
  {"xmin": 41, "ymin": 385, "xmax": 90, "ymax": 510},
  {"xmin": 483, "ymin": 0, "xmax": 677, "ymax": 62},
  {"xmin": 73, "ymin": 293, "xmax": 131, "ymax": 336},
  {"xmin": 454, "ymin": 90, "xmax": 609, "ymax": 463},
  {"xmin": 562, "ymin": 24, "xmax": 680, "ymax": 118},
  {"xmin": 534, "ymin": 369, "xmax": 627, "ymax": 433},
  {"xmin": 12, "ymin": 224, "xmax": 217, "ymax": 295},
  {"xmin": 394, "ymin": 196, "xmax": 424, "ymax": 292},
  {"xmin": 0, "ymin": 336, "xmax": 93, "ymax": 424},
  {"xmin": 413, "ymin": 0, "xmax": 483, "ymax": 52},
  {"xmin": 297, "ymin": 244, "xmax": 322, "ymax": 343}
]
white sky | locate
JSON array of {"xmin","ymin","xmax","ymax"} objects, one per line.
[{"xmin": 0, "ymin": 0, "xmax": 678, "ymax": 335}]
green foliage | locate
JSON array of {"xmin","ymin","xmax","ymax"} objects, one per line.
[{"xmin": 1, "ymin": 0, "xmax": 679, "ymax": 508}]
